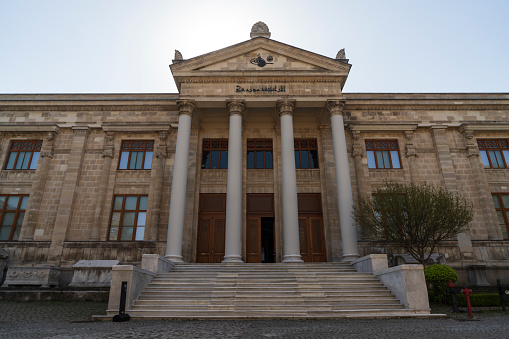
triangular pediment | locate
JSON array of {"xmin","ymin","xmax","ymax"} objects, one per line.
[
  {"xmin": 171, "ymin": 37, "xmax": 351, "ymax": 74},
  {"xmin": 170, "ymin": 37, "xmax": 351, "ymax": 97},
  {"xmin": 196, "ymin": 48, "xmax": 329, "ymax": 71}
]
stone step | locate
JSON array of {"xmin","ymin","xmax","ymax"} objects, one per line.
[{"xmin": 122, "ymin": 308, "xmax": 423, "ymax": 319}]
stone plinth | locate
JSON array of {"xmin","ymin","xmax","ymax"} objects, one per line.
[
  {"xmin": 69, "ymin": 260, "xmax": 120, "ymax": 287},
  {"xmin": 2, "ymin": 266, "xmax": 59, "ymax": 288}
]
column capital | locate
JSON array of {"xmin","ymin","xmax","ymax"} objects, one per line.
[
  {"xmin": 177, "ymin": 100, "xmax": 196, "ymax": 117},
  {"xmin": 326, "ymin": 99, "xmax": 346, "ymax": 117},
  {"xmin": 277, "ymin": 99, "xmax": 296, "ymax": 116},
  {"xmin": 226, "ymin": 100, "xmax": 246, "ymax": 117}
]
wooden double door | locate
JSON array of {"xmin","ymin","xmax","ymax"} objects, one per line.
[
  {"xmin": 298, "ymin": 194, "xmax": 326, "ymax": 262},
  {"xmin": 196, "ymin": 193, "xmax": 326, "ymax": 263},
  {"xmin": 196, "ymin": 194, "xmax": 226, "ymax": 263},
  {"xmin": 246, "ymin": 194, "xmax": 275, "ymax": 263}
]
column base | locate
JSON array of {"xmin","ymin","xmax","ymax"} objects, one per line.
[
  {"xmin": 282, "ymin": 254, "xmax": 304, "ymax": 263},
  {"xmin": 164, "ymin": 255, "xmax": 184, "ymax": 263},
  {"xmin": 222, "ymin": 255, "xmax": 244, "ymax": 263}
]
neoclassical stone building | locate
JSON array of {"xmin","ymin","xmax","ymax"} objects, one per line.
[{"xmin": 0, "ymin": 23, "xmax": 508, "ymax": 285}]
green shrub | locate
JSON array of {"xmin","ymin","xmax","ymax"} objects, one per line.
[
  {"xmin": 424, "ymin": 264, "xmax": 458, "ymax": 303},
  {"xmin": 452, "ymin": 294, "xmax": 502, "ymax": 307}
]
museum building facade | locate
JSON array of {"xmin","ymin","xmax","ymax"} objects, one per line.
[{"xmin": 0, "ymin": 23, "xmax": 508, "ymax": 285}]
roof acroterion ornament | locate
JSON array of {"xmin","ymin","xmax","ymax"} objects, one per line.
[
  {"xmin": 172, "ymin": 50, "xmax": 183, "ymax": 63},
  {"xmin": 250, "ymin": 21, "xmax": 271, "ymax": 39},
  {"xmin": 336, "ymin": 48, "xmax": 346, "ymax": 60}
]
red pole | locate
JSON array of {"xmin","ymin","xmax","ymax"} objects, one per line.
[{"xmin": 462, "ymin": 288, "xmax": 473, "ymax": 318}]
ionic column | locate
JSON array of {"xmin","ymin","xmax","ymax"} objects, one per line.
[
  {"xmin": 277, "ymin": 99, "xmax": 303, "ymax": 263},
  {"xmin": 327, "ymin": 100, "xmax": 359, "ymax": 261},
  {"xmin": 148, "ymin": 131, "xmax": 168, "ymax": 241},
  {"xmin": 223, "ymin": 100, "xmax": 246, "ymax": 263},
  {"xmin": 21, "ymin": 131, "xmax": 56, "ymax": 240},
  {"xmin": 90, "ymin": 131, "xmax": 114, "ymax": 241},
  {"xmin": 165, "ymin": 100, "xmax": 195, "ymax": 262}
]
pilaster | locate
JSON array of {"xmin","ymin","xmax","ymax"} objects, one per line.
[
  {"xmin": 90, "ymin": 131, "xmax": 114, "ymax": 241},
  {"xmin": 459, "ymin": 127, "xmax": 502, "ymax": 240},
  {"xmin": 48, "ymin": 126, "xmax": 89, "ymax": 264},
  {"xmin": 148, "ymin": 131, "xmax": 169, "ymax": 241}
]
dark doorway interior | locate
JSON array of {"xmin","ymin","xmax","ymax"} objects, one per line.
[{"xmin": 261, "ymin": 217, "xmax": 275, "ymax": 263}]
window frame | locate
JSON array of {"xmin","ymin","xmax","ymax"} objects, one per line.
[
  {"xmin": 4, "ymin": 140, "xmax": 42, "ymax": 170},
  {"xmin": 247, "ymin": 139, "xmax": 273, "ymax": 169},
  {"xmin": 365, "ymin": 139, "xmax": 402, "ymax": 169},
  {"xmin": 477, "ymin": 139, "xmax": 509, "ymax": 169},
  {"xmin": 492, "ymin": 193, "xmax": 509, "ymax": 239},
  {"xmin": 107, "ymin": 194, "xmax": 148, "ymax": 241},
  {"xmin": 117, "ymin": 140, "xmax": 154, "ymax": 170},
  {"xmin": 201, "ymin": 139, "xmax": 228, "ymax": 169},
  {"xmin": 294, "ymin": 138, "xmax": 319, "ymax": 169},
  {"xmin": 0, "ymin": 194, "xmax": 29, "ymax": 241}
]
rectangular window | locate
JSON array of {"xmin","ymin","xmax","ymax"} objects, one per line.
[
  {"xmin": 4, "ymin": 140, "xmax": 42, "ymax": 170},
  {"xmin": 118, "ymin": 140, "xmax": 154, "ymax": 170},
  {"xmin": 294, "ymin": 139, "xmax": 319, "ymax": 169},
  {"xmin": 365, "ymin": 140, "xmax": 402, "ymax": 169},
  {"xmin": 108, "ymin": 195, "xmax": 148, "ymax": 241},
  {"xmin": 247, "ymin": 139, "xmax": 273, "ymax": 169},
  {"xmin": 478, "ymin": 139, "xmax": 509, "ymax": 169},
  {"xmin": 201, "ymin": 139, "xmax": 228, "ymax": 169},
  {"xmin": 0, "ymin": 194, "xmax": 29, "ymax": 241},
  {"xmin": 492, "ymin": 193, "xmax": 509, "ymax": 239}
]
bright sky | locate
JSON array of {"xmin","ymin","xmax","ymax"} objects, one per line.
[{"xmin": 0, "ymin": 0, "xmax": 508, "ymax": 94}]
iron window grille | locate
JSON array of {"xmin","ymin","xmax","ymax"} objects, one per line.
[
  {"xmin": 247, "ymin": 139, "xmax": 273, "ymax": 169},
  {"xmin": 4, "ymin": 140, "xmax": 42, "ymax": 170},
  {"xmin": 478, "ymin": 139, "xmax": 509, "ymax": 169},
  {"xmin": 365, "ymin": 140, "xmax": 402, "ymax": 169},
  {"xmin": 118, "ymin": 140, "xmax": 154, "ymax": 170},
  {"xmin": 201, "ymin": 139, "xmax": 228, "ymax": 169},
  {"xmin": 294, "ymin": 139, "xmax": 319, "ymax": 169}
]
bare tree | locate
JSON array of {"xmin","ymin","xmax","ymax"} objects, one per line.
[{"xmin": 353, "ymin": 182, "xmax": 473, "ymax": 266}]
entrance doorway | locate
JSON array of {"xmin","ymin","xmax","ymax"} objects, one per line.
[
  {"xmin": 196, "ymin": 194, "xmax": 226, "ymax": 263},
  {"xmin": 246, "ymin": 194, "xmax": 275, "ymax": 263},
  {"xmin": 298, "ymin": 193, "xmax": 326, "ymax": 262}
]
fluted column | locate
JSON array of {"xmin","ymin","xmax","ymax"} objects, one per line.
[
  {"xmin": 21, "ymin": 131, "xmax": 56, "ymax": 240},
  {"xmin": 327, "ymin": 100, "xmax": 359, "ymax": 261},
  {"xmin": 223, "ymin": 100, "xmax": 246, "ymax": 263},
  {"xmin": 277, "ymin": 99, "xmax": 303, "ymax": 263},
  {"xmin": 165, "ymin": 100, "xmax": 195, "ymax": 262},
  {"xmin": 90, "ymin": 132, "xmax": 114, "ymax": 241}
]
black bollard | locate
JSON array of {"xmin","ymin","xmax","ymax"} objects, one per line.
[{"xmin": 113, "ymin": 281, "xmax": 131, "ymax": 322}]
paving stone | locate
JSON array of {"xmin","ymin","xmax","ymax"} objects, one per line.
[{"xmin": 1, "ymin": 301, "xmax": 508, "ymax": 338}]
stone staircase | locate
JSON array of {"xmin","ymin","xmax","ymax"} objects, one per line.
[{"xmin": 124, "ymin": 262, "xmax": 431, "ymax": 319}]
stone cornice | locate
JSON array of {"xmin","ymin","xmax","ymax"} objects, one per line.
[
  {"xmin": 348, "ymin": 124, "xmax": 418, "ymax": 132},
  {"xmin": 344, "ymin": 104, "xmax": 509, "ymax": 111},
  {"xmin": 0, "ymin": 105, "xmax": 177, "ymax": 112},
  {"xmin": 0, "ymin": 124, "xmax": 60, "ymax": 133},
  {"xmin": 459, "ymin": 123, "xmax": 509, "ymax": 133},
  {"xmin": 102, "ymin": 124, "xmax": 173, "ymax": 133}
]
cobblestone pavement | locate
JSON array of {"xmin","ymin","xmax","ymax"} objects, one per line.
[{"xmin": 1, "ymin": 301, "xmax": 508, "ymax": 338}]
